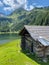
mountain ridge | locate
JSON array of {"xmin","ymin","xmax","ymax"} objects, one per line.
[{"xmin": 0, "ymin": 7, "xmax": 49, "ymax": 32}]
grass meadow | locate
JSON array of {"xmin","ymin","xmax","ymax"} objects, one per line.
[{"xmin": 0, "ymin": 39, "xmax": 49, "ymax": 65}]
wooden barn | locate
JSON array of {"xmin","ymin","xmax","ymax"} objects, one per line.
[{"xmin": 19, "ymin": 25, "xmax": 49, "ymax": 62}]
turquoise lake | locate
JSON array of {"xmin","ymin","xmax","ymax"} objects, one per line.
[{"xmin": 0, "ymin": 33, "xmax": 19, "ymax": 44}]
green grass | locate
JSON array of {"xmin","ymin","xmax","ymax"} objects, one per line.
[{"xmin": 0, "ymin": 39, "xmax": 49, "ymax": 65}]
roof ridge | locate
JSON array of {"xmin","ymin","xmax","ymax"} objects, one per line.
[{"xmin": 24, "ymin": 25, "xmax": 49, "ymax": 27}]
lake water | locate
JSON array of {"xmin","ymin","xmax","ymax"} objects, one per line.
[{"xmin": 0, "ymin": 33, "xmax": 19, "ymax": 44}]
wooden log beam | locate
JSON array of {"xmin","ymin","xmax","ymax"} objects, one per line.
[{"xmin": 25, "ymin": 36, "xmax": 32, "ymax": 42}]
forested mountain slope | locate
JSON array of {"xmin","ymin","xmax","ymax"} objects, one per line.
[{"xmin": 0, "ymin": 7, "xmax": 49, "ymax": 32}]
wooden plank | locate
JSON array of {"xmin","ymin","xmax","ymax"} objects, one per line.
[
  {"xmin": 21, "ymin": 36, "xmax": 26, "ymax": 50},
  {"xmin": 25, "ymin": 36, "xmax": 32, "ymax": 42}
]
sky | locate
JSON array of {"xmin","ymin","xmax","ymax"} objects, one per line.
[{"xmin": 0, "ymin": 0, "xmax": 49, "ymax": 15}]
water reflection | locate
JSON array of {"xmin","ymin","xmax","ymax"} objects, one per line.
[{"xmin": 0, "ymin": 33, "xmax": 19, "ymax": 44}]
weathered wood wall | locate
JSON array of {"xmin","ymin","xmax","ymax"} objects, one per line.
[
  {"xmin": 21, "ymin": 36, "xmax": 26, "ymax": 50},
  {"xmin": 25, "ymin": 35, "xmax": 33, "ymax": 52},
  {"xmin": 21, "ymin": 34, "xmax": 49, "ymax": 58},
  {"xmin": 45, "ymin": 47, "xmax": 49, "ymax": 55},
  {"xmin": 33, "ymin": 41, "xmax": 44, "ymax": 57},
  {"xmin": 33, "ymin": 41, "xmax": 49, "ymax": 57}
]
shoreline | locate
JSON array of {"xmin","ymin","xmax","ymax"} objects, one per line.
[{"xmin": 0, "ymin": 32, "xmax": 19, "ymax": 34}]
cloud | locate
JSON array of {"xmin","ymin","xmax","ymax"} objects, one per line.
[
  {"xmin": 25, "ymin": 5, "xmax": 34, "ymax": 11},
  {"xmin": 3, "ymin": 0, "xmax": 27, "ymax": 11},
  {"xmin": 3, "ymin": 0, "xmax": 16, "ymax": 10},
  {"xmin": 0, "ymin": 1, "xmax": 3, "ymax": 6},
  {"xmin": 17, "ymin": 0, "xmax": 26, "ymax": 4},
  {"xmin": 37, "ymin": 5, "xmax": 43, "ymax": 8},
  {"xmin": 0, "ymin": 0, "xmax": 35, "ymax": 12},
  {"xmin": 24, "ymin": 1, "xmax": 34, "ymax": 11},
  {"xmin": 3, "ymin": 0, "xmax": 15, "ymax": 6},
  {"xmin": 3, "ymin": 7, "xmax": 12, "ymax": 11},
  {"xmin": 29, "ymin": 5, "xmax": 34, "ymax": 10},
  {"xmin": 3, "ymin": 4, "xmax": 23, "ymax": 11}
]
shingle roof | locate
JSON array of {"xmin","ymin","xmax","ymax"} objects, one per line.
[
  {"xmin": 24, "ymin": 25, "xmax": 49, "ymax": 46},
  {"xmin": 19, "ymin": 25, "xmax": 49, "ymax": 46},
  {"xmin": 38, "ymin": 38, "xmax": 49, "ymax": 46},
  {"xmin": 24, "ymin": 25, "xmax": 49, "ymax": 40}
]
